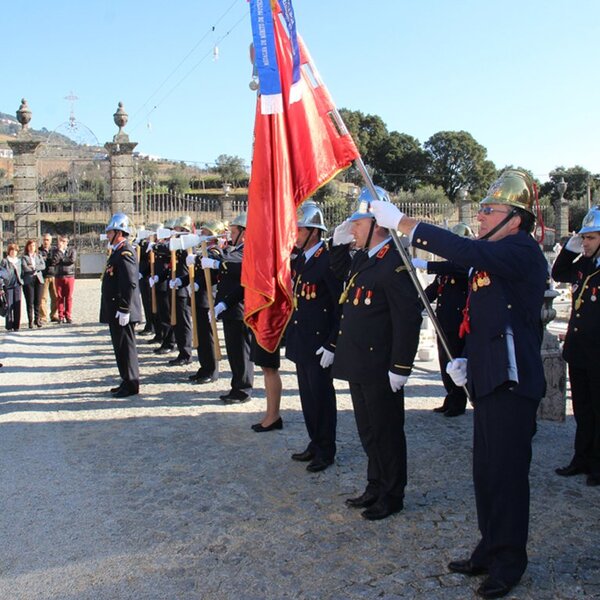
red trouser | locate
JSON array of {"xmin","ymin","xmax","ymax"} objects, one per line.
[{"xmin": 55, "ymin": 276, "xmax": 75, "ymax": 320}]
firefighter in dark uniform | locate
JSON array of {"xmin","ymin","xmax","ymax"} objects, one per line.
[
  {"xmin": 372, "ymin": 169, "xmax": 547, "ymax": 599},
  {"xmin": 181, "ymin": 220, "xmax": 225, "ymax": 384},
  {"xmin": 100, "ymin": 213, "xmax": 142, "ymax": 398},
  {"xmin": 137, "ymin": 223, "xmax": 162, "ymax": 337},
  {"xmin": 205, "ymin": 213, "xmax": 254, "ymax": 403},
  {"xmin": 150, "ymin": 220, "xmax": 176, "ymax": 354},
  {"xmin": 552, "ymin": 206, "xmax": 600, "ymax": 486},
  {"xmin": 286, "ymin": 201, "xmax": 342, "ymax": 472},
  {"xmin": 166, "ymin": 215, "xmax": 194, "ymax": 366},
  {"xmin": 416, "ymin": 222, "xmax": 472, "ymax": 417},
  {"xmin": 330, "ymin": 186, "xmax": 422, "ymax": 520}
]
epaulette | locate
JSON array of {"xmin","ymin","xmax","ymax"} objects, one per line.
[
  {"xmin": 122, "ymin": 250, "xmax": 133, "ymax": 257},
  {"xmin": 395, "ymin": 265, "xmax": 408, "ymax": 273}
]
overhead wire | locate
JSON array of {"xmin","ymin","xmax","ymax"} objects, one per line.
[{"xmin": 129, "ymin": 3, "xmax": 248, "ymax": 135}]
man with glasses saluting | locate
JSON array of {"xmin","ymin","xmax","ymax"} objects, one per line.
[{"xmin": 371, "ymin": 170, "xmax": 547, "ymax": 600}]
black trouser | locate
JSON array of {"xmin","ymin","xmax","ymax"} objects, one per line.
[
  {"xmin": 139, "ymin": 276, "xmax": 154, "ymax": 332},
  {"xmin": 195, "ymin": 304, "xmax": 217, "ymax": 378},
  {"xmin": 349, "ymin": 380, "xmax": 406, "ymax": 503},
  {"xmin": 470, "ymin": 389, "xmax": 539, "ymax": 586},
  {"xmin": 174, "ymin": 295, "xmax": 192, "ymax": 360},
  {"xmin": 5, "ymin": 286, "xmax": 21, "ymax": 330},
  {"xmin": 437, "ymin": 332, "xmax": 467, "ymax": 412},
  {"xmin": 156, "ymin": 288, "xmax": 174, "ymax": 348},
  {"xmin": 108, "ymin": 321, "xmax": 140, "ymax": 391},
  {"xmin": 23, "ymin": 279, "xmax": 43, "ymax": 326},
  {"xmin": 569, "ymin": 364, "xmax": 600, "ymax": 475},
  {"xmin": 222, "ymin": 319, "xmax": 253, "ymax": 393},
  {"xmin": 296, "ymin": 359, "xmax": 337, "ymax": 461}
]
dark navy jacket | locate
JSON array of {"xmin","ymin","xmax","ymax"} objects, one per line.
[
  {"xmin": 412, "ymin": 224, "xmax": 547, "ymax": 400},
  {"xmin": 425, "ymin": 261, "xmax": 468, "ymax": 334},
  {"xmin": 331, "ymin": 240, "xmax": 423, "ymax": 384},
  {"xmin": 552, "ymin": 248, "xmax": 600, "ymax": 369},
  {"xmin": 285, "ymin": 243, "xmax": 342, "ymax": 364},
  {"xmin": 100, "ymin": 240, "xmax": 142, "ymax": 324},
  {"xmin": 215, "ymin": 244, "xmax": 245, "ymax": 321}
]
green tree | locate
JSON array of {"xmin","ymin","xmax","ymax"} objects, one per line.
[
  {"xmin": 424, "ymin": 131, "xmax": 496, "ymax": 202},
  {"xmin": 372, "ymin": 131, "xmax": 429, "ymax": 192},
  {"xmin": 338, "ymin": 109, "xmax": 388, "ymax": 165},
  {"xmin": 540, "ymin": 166, "xmax": 594, "ymax": 202},
  {"xmin": 213, "ymin": 154, "xmax": 247, "ymax": 187},
  {"xmin": 166, "ymin": 166, "xmax": 189, "ymax": 195}
]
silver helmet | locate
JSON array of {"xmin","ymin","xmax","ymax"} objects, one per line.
[
  {"xmin": 579, "ymin": 206, "xmax": 600, "ymax": 234},
  {"xmin": 348, "ymin": 185, "xmax": 391, "ymax": 222},
  {"xmin": 297, "ymin": 200, "xmax": 327, "ymax": 231},
  {"xmin": 106, "ymin": 213, "xmax": 132, "ymax": 235},
  {"xmin": 230, "ymin": 212, "xmax": 247, "ymax": 228},
  {"xmin": 451, "ymin": 222, "xmax": 474, "ymax": 238}
]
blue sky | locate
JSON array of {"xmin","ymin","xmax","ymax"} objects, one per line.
[{"xmin": 3, "ymin": 0, "xmax": 599, "ymax": 182}]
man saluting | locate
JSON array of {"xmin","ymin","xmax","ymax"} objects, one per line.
[
  {"xmin": 101, "ymin": 213, "xmax": 142, "ymax": 398},
  {"xmin": 372, "ymin": 170, "xmax": 547, "ymax": 600}
]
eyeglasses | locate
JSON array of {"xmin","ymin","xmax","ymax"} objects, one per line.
[{"xmin": 477, "ymin": 206, "xmax": 512, "ymax": 216}]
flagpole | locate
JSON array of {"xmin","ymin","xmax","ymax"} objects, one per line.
[{"xmin": 349, "ymin": 152, "xmax": 472, "ymax": 403}]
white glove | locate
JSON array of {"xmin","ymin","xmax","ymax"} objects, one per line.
[
  {"xmin": 388, "ymin": 371, "xmax": 408, "ymax": 392},
  {"xmin": 169, "ymin": 277, "xmax": 182, "ymax": 289},
  {"xmin": 201, "ymin": 257, "xmax": 220, "ymax": 270},
  {"xmin": 411, "ymin": 257, "xmax": 428, "ymax": 270},
  {"xmin": 565, "ymin": 234, "xmax": 583, "ymax": 254},
  {"xmin": 138, "ymin": 272, "xmax": 143, "ymax": 280},
  {"xmin": 193, "ymin": 282, "xmax": 200, "ymax": 292},
  {"xmin": 148, "ymin": 274, "xmax": 159, "ymax": 288},
  {"xmin": 146, "ymin": 241, "xmax": 155, "ymax": 252},
  {"xmin": 115, "ymin": 311, "xmax": 130, "ymax": 327},
  {"xmin": 446, "ymin": 358, "xmax": 468, "ymax": 387},
  {"xmin": 332, "ymin": 220, "xmax": 354, "ymax": 246},
  {"xmin": 315, "ymin": 346, "xmax": 335, "ymax": 369},
  {"xmin": 209, "ymin": 301, "xmax": 227, "ymax": 323},
  {"xmin": 185, "ymin": 254, "xmax": 196, "ymax": 267},
  {"xmin": 370, "ymin": 200, "xmax": 404, "ymax": 230}
]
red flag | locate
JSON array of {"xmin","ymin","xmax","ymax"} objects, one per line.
[{"xmin": 243, "ymin": 8, "xmax": 359, "ymax": 352}]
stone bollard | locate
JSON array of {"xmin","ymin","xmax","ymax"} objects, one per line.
[{"xmin": 538, "ymin": 288, "xmax": 567, "ymax": 421}]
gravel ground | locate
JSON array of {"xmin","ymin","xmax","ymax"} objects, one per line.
[{"xmin": 0, "ymin": 279, "xmax": 596, "ymax": 600}]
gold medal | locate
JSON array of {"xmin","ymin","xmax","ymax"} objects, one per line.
[{"xmin": 472, "ymin": 281, "xmax": 478, "ymax": 292}]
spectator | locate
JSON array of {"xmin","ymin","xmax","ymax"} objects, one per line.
[
  {"xmin": 51, "ymin": 235, "xmax": 77, "ymax": 324},
  {"xmin": 21, "ymin": 239, "xmax": 46, "ymax": 328},
  {"xmin": 0, "ymin": 243, "xmax": 24, "ymax": 331},
  {"xmin": 39, "ymin": 233, "xmax": 59, "ymax": 323}
]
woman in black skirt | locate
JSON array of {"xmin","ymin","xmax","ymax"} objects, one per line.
[{"xmin": 250, "ymin": 337, "xmax": 283, "ymax": 432}]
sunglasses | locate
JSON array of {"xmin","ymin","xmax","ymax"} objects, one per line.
[{"xmin": 477, "ymin": 206, "xmax": 512, "ymax": 216}]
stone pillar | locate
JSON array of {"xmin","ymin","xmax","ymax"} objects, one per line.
[
  {"xmin": 105, "ymin": 102, "xmax": 137, "ymax": 216},
  {"xmin": 7, "ymin": 100, "xmax": 41, "ymax": 244},
  {"xmin": 220, "ymin": 183, "xmax": 233, "ymax": 222},
  {"xmin": 555, "ymin": 178, "xmax": 569, "ymax": 240},
  {"xmin": 538, "ymin": 288, "xmax": 567, "ymax": 421}
]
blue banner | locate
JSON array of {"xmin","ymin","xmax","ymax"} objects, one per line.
[{"xmin": 249, "ymin": 0, "xmax": 282, "ymax": 113}]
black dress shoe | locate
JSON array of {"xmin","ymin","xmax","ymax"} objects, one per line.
[
  {"xmin": 306, "ymin": 457, "xmax": 334, "ymax": 473},
  {"xmin": 221, "ymin": 390, "xmax": 251, "ymax": 404},
  {"xmin": 113, "ymin": 387, "xmax": 139, "ymax": 398},
  {"xmin": 361, "ymin": 498, "xmax": 403, "ymax": 520},
  {"xmin": 168, "ymin": 357, "xmax": 192, "ymax": 366},
  {"xmin": 147, "ymin": 337, "xmax": 162, "ymax": 344},
  {"xmin": 154, "ymin": 346, "xmax": 174, "ymax": 355},
  {"xmin": 251, "ymin": 417, "xmax": 283, "ymax": 432},
  {"xmin": 433, "ymin": 405, "xmax": 447, "ymax": 413},
  {"xmin": 291, "ymin": 449, "xmax": 314, "ymax": 462},
  {"xmin": 110, "ymin": 384, "xmax": 125, "ymax": 394},
  {"xmin": 555, "ymin": 464, "xmax": 588, "ymax": 477},
  {"xmin": 476, "ymin": 577, "xmax": 512, "ymax": 599},
  {"xmin": 448, "ymin": 559, "xmax": 488, "ymax": 576},
  {"xmin": 345, "ymin": 491, "xmax": 378, "ymax": 509},
  {"xmin": 444, "ymin": 408, "xmax": 466, "ymax": 417},
  {"xmin": 138, "ymin": 328, "xmax": 154, "ymax": 336},
  {"xmin": 194, "ymin": 376, "xmax": 216, "ymax": 384},
  {"xmin": 586, "ymin": 474, "xmax": 600, "ymax": 486}
]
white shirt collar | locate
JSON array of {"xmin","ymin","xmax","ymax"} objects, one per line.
[{"xmin": 303, "ymin": 240, "xmax": 323, "ymax": 263}]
